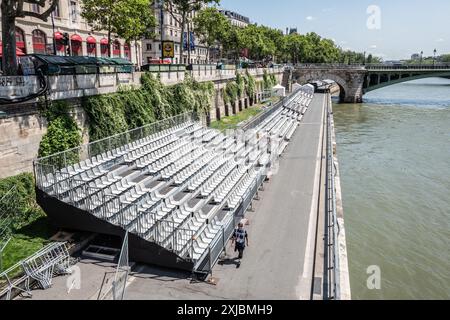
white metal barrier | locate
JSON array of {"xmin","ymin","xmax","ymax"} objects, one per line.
[{"xmin": 21, "ymin": 242, "xmax": 71, "ymax": 290}]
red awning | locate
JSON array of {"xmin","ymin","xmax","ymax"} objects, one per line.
[
  {"xmin": 100, "ymin": 38, "xmax": 109, "ymax": 45},
  {"xmin": 71, "ymin": 34, "xmax": 82, "ymax": 42},
  {"xmin": 86, "ymin": 36, "xmax": 96, "ymax": 44},
  {"xmin": 54, "ymin": 32, "xmax": 63, "ymax": 40},
  {"xmin": 0, "ymin": 42, "xmax": 26, "ymax": 56}
]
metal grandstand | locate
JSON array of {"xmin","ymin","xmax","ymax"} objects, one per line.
[{"xmin": 33, "ymin": 86, "xmax": 314, "ymax": 274}]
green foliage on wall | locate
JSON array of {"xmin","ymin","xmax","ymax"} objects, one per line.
[
  {"xmin": 0, "ymin": 173, "xmax": 45, "ymax": 231},
  {"xmin": 245, "ymin": 71, "xmax": 256, "ymax": 98},
  {"xmin": 262, "ymin": 70, "xmax": 278, "ymax": 89},
  {"xmin": 223, "ymin": 72, "xmax": 261, "ymax": 105},
  {"xmin": 224, "ymin": 81, "xmax": 239, "ymax": 105},
  {"xmin": 270, "ymin": 73, "xmax": 277, "ymax": 86},
  {"xmin": 38, "ymin": 100, "xmax": 82, "ymax": 158},
  {"xmin": 83, "ymin": 73, "xmax": 215, "ymax": 141},
  {"xmin": 235, "ymin": 73, "xmax": 245, "ymax": 98}
]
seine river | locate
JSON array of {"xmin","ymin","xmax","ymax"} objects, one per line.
[{"xmin": 333, "ymin": 78, "xmax": 450, "ymax": 300}]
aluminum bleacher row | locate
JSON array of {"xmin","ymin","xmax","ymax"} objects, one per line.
[{"xmin": 34, "ymin": 86, "xmax": 314, "ymax": 273}]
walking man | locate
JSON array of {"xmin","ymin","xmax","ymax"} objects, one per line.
[{"xmin": 232, "ymin": 222, "xmax": 249, "ymax": 265}]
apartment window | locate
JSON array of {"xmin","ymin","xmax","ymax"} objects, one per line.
[
  {"xmin": 31, "ymin": 4, "xmax": 40, "ymax": 13},
  {"xmin": 170, "ymin": 30, "xmax": 173, "ymax": 37},
  {"xmin": 32, "ymin": 29, "xmax": 47, "ymax": 54},
  {"xmin": 54, "ymin": 1, "xmax": 60, "ymax": 17},
  {"xmin": 112, "ymin": 40, "xmax": 121, "ymax": 58},
  {"xmin": 15, "ymin": 27, "xmax": 27, "ymax": 54},
  {"xmin": 146, "ymin": 43, "xmax": 152, "ymax": 51},
  {"xmin": 70, "ymin": 1, "xmax": 78, "ymax": 23},
  {"xmin": 124, "ymin": 43, "xmax": 131, "ymax": 61}
]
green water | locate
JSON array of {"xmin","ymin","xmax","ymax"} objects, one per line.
[{"xmin": 333, "ymin": 78, "xmax": 450, "ymax": 300}]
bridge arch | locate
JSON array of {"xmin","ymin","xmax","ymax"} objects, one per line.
[
  {"xmin": 292, "ymin": 64, "xmax": 450, "ymax": 103},
  {"xmin": 364, "ymin": 71, "xmax": 450, "ymax": 93},
  {"xmin": 294, "ymin": 72, "xmax": 350, "ymax": 102}
]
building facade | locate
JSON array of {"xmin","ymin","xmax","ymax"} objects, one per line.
[
  {"xmin": 218, "ymin": 9, "xmax": 250, "ymax": 28},
  {"xmin": 0, "ymin": 1, "xmax": 141, "ymax": 66},
  {"xmin": 142, "ymin": 2, "xmax": 209, "ymax": 65}
]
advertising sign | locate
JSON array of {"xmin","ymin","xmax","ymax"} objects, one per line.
[{"xmin": 162, "ymin": 41, "xmax": 175, "ymax": 59}]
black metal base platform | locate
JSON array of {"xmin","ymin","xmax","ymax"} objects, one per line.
[{"xmin": 36, "ymin": 188, "xmax": 194, "ymax": 272}]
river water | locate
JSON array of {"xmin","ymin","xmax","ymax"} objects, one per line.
[{"xmin": 333, "ymin": 78, "xmax": 450, "ymax": 300}]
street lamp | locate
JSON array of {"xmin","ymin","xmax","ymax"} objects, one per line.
[
  {"xmin": 51, "ymin": 11, "xmax": 57, "ymax": 55},
  {"xmin": 420, "ymin": 51, "xmax": 423, "ymax": 64},
  {"xmin": 433, "ymin": 49, "xmax": 437, "ymax": 67}
]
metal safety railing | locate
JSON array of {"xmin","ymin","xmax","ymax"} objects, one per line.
[
  {"xmin": 325, "ymin": 94, "xmax": 341, "ymax": 300},
  {"xmin": 194, "ymin": 169, "xmax": 266, "ymax": 275},
  {"xmin": 112, "ymin": 231, "xmax": 129, "ymax": 300},
  {"xmin": 0, "ymin": 186, "xmax": 17, "ymax": 245},
  {"xmin": 97, "ymin": 231, "xmax": 130, "ymax": 300},
  {"xmin": 365, "ymin": 63, "xmax": 450, "ymax": 70},
  {"xmin": 33, "ymin": 112, "xmax": 199, "ymax": 190}
]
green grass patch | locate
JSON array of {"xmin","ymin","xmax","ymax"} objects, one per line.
[
  {"xmin": 211, "ymin": 96, "xmax": 281, "ymax": 132},
  {"xmin": 1, "ymin": 217, "xmax": 55, "ymax": 274},
  {"xmin": 0, "ymin": 173, "xmax": 54, "ymax": 276},
  {"xmin": 211, "ymin": 106, "xmax": 263, "ymax": 131}
]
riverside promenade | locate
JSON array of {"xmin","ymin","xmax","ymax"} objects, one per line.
[
  {"xmin": 121, "ymin": 94, "xmax": 328, "ymax": 300},
  {"xmin": 17, "ymin": 93, "xmax": 350, "ymax": 300}
]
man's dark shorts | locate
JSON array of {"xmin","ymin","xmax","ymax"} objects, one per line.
[{"xmin": 235, "ymin": 242, "xmax": 245, "ymax": 258}]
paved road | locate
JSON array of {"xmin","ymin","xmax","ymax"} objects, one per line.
[{"xmin": 124, "ymin": 93, "xmax": 327, "ymax": 300}]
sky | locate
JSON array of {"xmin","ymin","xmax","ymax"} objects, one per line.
[{"xmin": 218, "ymin": 0, "xmax": 450, "ymax": 60}]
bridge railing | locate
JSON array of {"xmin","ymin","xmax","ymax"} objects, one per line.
[
  {"xmin": 295, "ymin": 63, "xmax": 365, "ymax": 69},
  {"xmin": 365, "ymin": 64, "xmax": 450, "ymax": 70},
  {"xmin": 294, "ymin": 63, "xmax": 450, "ymax": 71}
]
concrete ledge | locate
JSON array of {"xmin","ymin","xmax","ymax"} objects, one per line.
[{"xmin": 329, "ymin": 95, "xmax": 352, "ymax": 300}]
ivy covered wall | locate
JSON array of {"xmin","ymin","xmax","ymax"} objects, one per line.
[{"xmin": 83, "ymin": 73, "xmax": 215, "ymax": 141}]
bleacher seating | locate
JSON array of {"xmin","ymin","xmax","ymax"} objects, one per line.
[{"xmin": 35, "ymin": 86, "xmax": 314, "ymax": 271}]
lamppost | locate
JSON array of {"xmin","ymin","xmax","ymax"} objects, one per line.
[
  {"xmin": 420, "ymin": 51, "xmax": 423, "ymax": 64},
  {"xmin": 51, "ymin": 11, "xmax": 57, "ymax": 55},
  {"xmin": 433, "ymin": 49, "xmax": 437, "ymax": 67},
  {"xmin": 159, "ymin": 0, "xmax": 165, "ymax": 61},
  {"xmin": 363, "ymin": 51, "xmax": 366, "ymax": 65}
]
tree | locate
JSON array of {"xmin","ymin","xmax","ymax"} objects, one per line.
[
  {"xmin": 440, "ymin": 54, "xmax": 450, "ymax": 63},
  {"xmin": 165, "ymin": 0, "xmax": 219, "ymax": 64},
  {"xmin": 81, "ymin": 0, "xmax": 155, "ymax": 59},
  {"xmin": 193, "ymin": 7, "xmax": 229, "ymax": 63},
  {"xmin": 284, "ymin": 33, "xmax": 307, "ymax": 64},
  {"xmin": 1, "ymin": 0, "xmax": 58, "ymax": 75},
  {"xmin": 114, "ymin": 0, "xmax": 156, "ymax": 66},
  {"xmin": 221, "ymin": 25, "xmax": 243, "ymax": 61}
]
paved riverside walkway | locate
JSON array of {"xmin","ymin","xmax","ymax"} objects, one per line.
[{"xmin": 17, "ymin": 94, "xmax": 327, "ymax": 300}]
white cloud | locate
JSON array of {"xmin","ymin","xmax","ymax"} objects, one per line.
[
  {"xmin": 436, "ymin": 38, "xmax": 445, "ymax": 42},
  {"xmin": 306, "ymin": 16, "xmax": 315, "ymax": 21},
  {"xmin": 340, "ymin": 41, "xmax": 348, "ymax": 45},
  {"xmin": 370, "ymin": 44, "xmax": 377, "ymax": 49},
  {"xmin": 373, "ymin": 53, "xmax": 388, "ymax": 59}
]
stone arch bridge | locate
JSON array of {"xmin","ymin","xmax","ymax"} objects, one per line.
[{"xmin": 292, "ymin": 64, "xmax": 450, "ymax": 103}]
